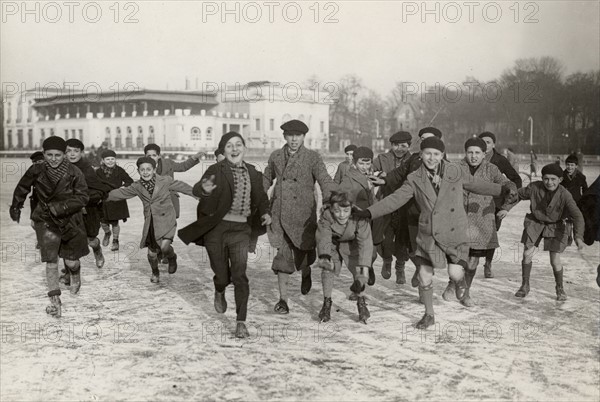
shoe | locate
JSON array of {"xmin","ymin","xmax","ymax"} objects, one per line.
[
  {"xmin": 348, "ymin": 292, "xmax": 358, "ymax": 301},
  {"xmin": 350, "ymin": 279, "xmax": 365, "ymax": 295},
  {"xmin": 274, "ymin": 299, "xmax": 289, "ymax": 314},
  {"xmin": 367, "ymin": 267, "xmax": 376, "ymax": 286},
  {"xmin": 395, "ymin": 264, "xmax": 406, "ymax": 285},
  {"xmin": 301, "ymin": 267, "xmax": 312, "ymax": 295},
  {"xmin": 102, "ymin": 231, "xmax": 111, "ymax": 247},
  {"xmin": 168, "ymin": 253, "xmax": 178, "ymax": 274},
  {"xmin": 235, "ymin": 322, "xmax": 250, "ymax": 338},
  {"xmin": 150, "ymin": 274, "xmax": 160, "ymax": 283},
  {"xmin": 381, "ymin": 259, "xmax": 392, "ymax": 280},
  {"xmin": 110, "ymin": 239, "xmax": 119, "ymax": 251},
  {"xmin": 484, "ymin": 263, "xmax": 494, "ymax": 278},
  {"xmin": 555, "ymin": 285, "xmax": 567, "ymax": 301},
  {"xmin": 415, "ymin": 313, "xmax": 435, "ymax": 329},
  {"xmin": 318, "ymin": 297, "xmax": 332, "ymax": 322},
  {"xmin": 45, "ymin": 295, "xmax": 62, "ymax": 317},
  {"xmin": 357, "ymin": 296, "xmax": 370, "ymax": 324},
  {"xmin": 455, "ymin": 278, "xmax": 467, "ymax": 301},
  {"xmin": 460, "ymin": 288, "xmax": 474, "ymax": 307},
  {"xmin": 149, "ymin": 255, "xmax": 160, "ymax": 283},
  {"xmin": 94, "ymin": 247, "xmax": 105, "ymax": 268},
  {"xmin": 70, "ymin": 272, "xmax": 81, "ymax": 295},
  {"xmin": 515, "ymin": 280, "xmax": 530, "ymax": 298},
  {"xmin": 411, "ymin": 269, "xmax": 419, "ymax": 288},
  {"xmin": 442, "ymin": 280, "xmax": 455, "ymax": 301},
  {"xmin": 214, "ymin": 290, "xmax": 227, "ymax": 313}
]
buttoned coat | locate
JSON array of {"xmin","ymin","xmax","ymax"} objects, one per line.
[
  {"xmin": 157, "ymin": 156, "xmax": 199, "ymax": 218},
  {"xmin": 459, "ymin": 159, "xmax": 515, "ymax": 250},
  {"xmin": 368, "ymin": 161, "xmax": 503, "ymax": 268},
  {"xmin": 107, "ymin": 174, "xmax": 194, "ymax": 248},
  {"xmin": 263, "ymin": 145, "xmax": 338, "ymax": 250}
]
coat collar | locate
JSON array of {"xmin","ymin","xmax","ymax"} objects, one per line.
[{"xmin": 413, "ymin": 163, "xmax": 439, "ymax": 205}]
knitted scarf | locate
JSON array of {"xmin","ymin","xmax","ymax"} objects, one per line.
[
  {"xmin": 45, "ymin": 160, "xmax": 69, "ymax": 185},
  {"xmin": 140, "ymin": 175, "xmax": 156, "ymax": 196},
  {"xmin": 101, "ymin": 164, "xmax": 116, "ymax": 179}
]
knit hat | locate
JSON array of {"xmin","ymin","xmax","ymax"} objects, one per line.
[
  {"xmin": 565, "ymin": 154, "xmax": 578, "ymax": 165},
  {"xmin": 42, "ymin": 136, "xmax": 67, "ymax": 152},
  {"xmin": 478, "ymin": 131, "xmax": 496, "ymax": 144},
  {"xmin": 418, "ymin": 127, "xmax": 442, "ymax": 139},
  {"xmin": 344, "ymin": 144, "xmax": 358, "ymax": 153},
  {"xmin": 65, "ymin": 138, "xmax": 85, "ymax": 150},
  {"xmin": 136, "ymin": 156, "xmax": 156, "ymax": 169},
  {"xmin": 101, "ymin": 150, "xmax": 117, "ymax": 159},
  {"xmin": 464, "ymin": 137, "xmax": 487, "ymax": 152},
  {"xmin": 144, "ymin": 144, "xmax": 161, "ymax": 155},
  {"xmin": 29, "ymin": 151, "xmax": 44, "ymax": 162},
  {"xmin": 420, "ymin": 136, "xmax": 445, "ymax": 153},
  {"xmin": 218, "ymin": 131, "xmax": 246, "ymax": 154},
  {"xmin": 541, "ymin": 163, "xmax": 563, "ymax": 178},
  {"xmin": 353, "ymin": 146, "xmax": 374, "ymax": 162}
]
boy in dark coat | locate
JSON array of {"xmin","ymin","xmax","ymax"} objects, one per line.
[
  {"xmin": 562, "ymin": 154, "xmax": 588, "ymax": 203},
  {"xmin": 509, "ymin": 163, "xmax": 585, "ymax": 301},
  {"xmin": 10, "ymin": 137, "xmax": 90, "ymax": 316},
  {"xmin": 97, "ymin": 150, "xmax": 134, "ymax": 251},
  {"xmin": 179, "ymin": 132, "xmax": 270, "ymax": 338},
  {"xmin": 107, "ymin": 157, "xmax": 195, "ymax": 283},
  {"xmin": 333, "ymin": 144, "xmax": 357, "ymax": 184},
  {"xmin": 315, "ymin": 192, "xmax": 373, "ymax": 324}
]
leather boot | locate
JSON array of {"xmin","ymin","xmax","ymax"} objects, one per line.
[
  {"xmin": 69, "ymin": 262, "xmax": 81, "ymax": 295},
  {"xmin": 148, "ymin": 255, "xmax": 160, "ymax": 283},
  {"xmin": 515, "ymin": 262, "xmax": 532, "ymax": 297},
  {"xmin": 46, "ymin": 293, "xmax": 62, "ymax": 317},
  {"xmin": 301, "ymin": 267, "xmax": 312, "ymax": 295},
  {"xmin": 395, "ymin": 261, "xmax": 406, "ymax": 284},
  {"xmin": 553, "ymin": 268, "xmax": 567, "ymax": 301},
  {"xmin": 214, "ymin": 290, "xmax": 227, "ymax": 313},
  {"xmin": 318, "ymin": 297, "xmax": 332, "ymax": 322},
  {"xmin": 381, "ymin": 258, "xmax": 392, "ymax": 280},
  {"xmin": 460, "ymin": 269, "xmax": 476, "ymax": 307}
]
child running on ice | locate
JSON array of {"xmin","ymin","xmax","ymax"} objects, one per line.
[{"xmin": 106, "ymin": 157, "xmax": 195, "ymax": 283}]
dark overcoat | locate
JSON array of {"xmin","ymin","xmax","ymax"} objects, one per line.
[{"xmin": 96, "ymin": 165, "xmax": 134, "ymax": 221}]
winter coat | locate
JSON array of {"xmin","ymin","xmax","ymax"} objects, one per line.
[
  {"xmin": 11, "ymin": 162, "xmax": 90, "ymax": 258},
  {"xmin": 334, "ymin": 160, "xmax": 351, "ymax": 184},
  {"xmin": 156, "ymin": 156, "xmax": 199, "ymax": 218},
  {"xmin": 577, "ymin": 176, "xmax": 599, "ymax": 245},
  {"xmin": 107, "ymin": 174, "xmax": 194, "ymax": 248},
  {"xmin": 460, "ymin": 159, "xmax": 515, "ymax": 250},
  {"xmin": 485, "ymin": 149, "xmax": 522, "ymax": 209},
  {"xmin": 72, "ymin": 158, "xmax": 112, "ymax": 237},
  {"xmin": 373, "ymin": 150, "xmax": 412, "ymax": 176},
  {"xmin": 96, "ymin": 165, "xmax": 134, "ymax": 221},
  {"xmin": 562, "ymin": 169, "xmax": 587, "ymax": 203},
  {"xmin": 316, "ymin": 207, "xmax": 374, "ymax": 269},
  {"xmin": 263, "ymin": 145, "xmax": 338, "ymax": 250},
  {"xmin": 368, "ymin": 161, "xmax": 505, "ymax": 269},
  {"xmin": 514, "ymin": 181, "xmax": 585, "ymax": 244},
  {"xmin": 178, "ymin": 160, "xmax": 270, "ymax": 246}
]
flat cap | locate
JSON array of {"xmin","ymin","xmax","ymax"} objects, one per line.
[
  {"xmin": 281, "ymin": 119, "xmax": 309, "ymax": 136},
  {"xmin": 418, "ymin": 127, "xmax": 442, "ymax": 139},
  {"xmin": 541, "ymin": 163, "xmax": 563, "ymax": 178},
  {"xmin": 390, "ymin": 131, "xmax": 412, "ymax": 144},
  {"xmin": 65, "ymin": 138, "xmax": 85, "ymax": 150}
]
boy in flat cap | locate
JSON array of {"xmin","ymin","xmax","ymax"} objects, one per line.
[
  {"xmin": 263, "ymin": 119, "xmax": 338, "ymax": 314},
  {"xmin": 354, "ymin": 137, "xmax": 517, "ymax": 329},
  {"xmin": 107, "ymin": 157, "xmax": 195, "ymax": 283},
  {"xmin": 334, "ymin": 144, "xmax": 357, "ymax": 184},
  {"xmin": 507, "ymin": 163, "xmax": 585, "ymax": 301},
  {"xmin": 10, "ymin": 137, "xmax": 90, "ymax": 316},
  {"xmin": 96, "ymin": 150, "xmax": 134, "ymax": 251},
  {"xmin": 372, "ymin": 131, "xmax": 413, "ymax": 283},
  {"xmin": 65, "ymin": 139, "xmax": 112, "ymax": 273}
]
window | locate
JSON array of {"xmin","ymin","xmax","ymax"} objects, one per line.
[
  {"xmin": 7, "ymin": 130, "xmax": 12, "ymax": 148},
  {"xmin": 64, "ymin": 130, "xmax": 69, "ymax": 138},
  {"xmin": 206, "ymin": 127, "xmax": 213, "ymax": 141},
  {"xmin": 50, "ymin": 128, "xmax": 54, "ymax": 136},
  {"xmin": 320, "ymin": 121, "xmax": 324, "ymax": 133},
  {"xmin": 125, "ymin": 127, "xmax": 133, "ymax": 148},
  {"xmin": 17, "ymin": 129, "xmax": 23, "ymax": 148},
  {"xmin": 40, "ymin": 129, "xmax": 46, "ymax": 142},
  {"xmin": 148, "ymin": 126, "xmax": 155, "ymax": 144},
  {"xmin": 191, "ymin": 127, "xmax": 201, "ymax": 141},
  {"xmin": 149, "ymin": 126, "xmax": 154, "ymax": 134},
  {"xmin": 6, "ymin": 103, "xmax": 11, "ymax": 123},
  {"xmin": 255, "ymin": 118, "xmax": 261, "ymax": 131},
  {"xmin": 71, "ymin": 129, "xmax": 76, "ymax": 139},
  {"xmin": 79, "ymin": 129, "xmax": 83, "ymax": 141},
  {"xmin": 28, "ymin": 129, "xmax": 33, "ymax": 148},
  {"xmin": 138, "ymin": 126, "xmax": 143, "ymax": 134},
  {"xmin": 270, "ymin": 119, "xmax": 274, "ymax": 131}
]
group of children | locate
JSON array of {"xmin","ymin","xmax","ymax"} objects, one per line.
[{"xmin": 8, "ymin": 122, "xmax": 596, "ymax": 335}]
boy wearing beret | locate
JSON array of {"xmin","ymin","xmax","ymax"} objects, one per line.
[
  {"xmin": 107, "ymin": 157, "xmax": 195, "ymax": 283},
  {"xmin": 354, "ymin": 137, "xmax": 516, "ymax": 329},
  {"xmin": 263, "ymin": 119, "xmax": 338, "ymax": 314},
  {"xmin": 334, "ymin": 144, "xmax": 357, "ymax": 184},
  {"xmin": 96, "ymin": 150, "xmax": 134, "ymax": 251},
  {"xmin": 10, "ymin": 137, "xmax": 90, "ymax": 316},
  {"xmin": 315, "ymin": 191, "xmax": 373, "ymax": 324},
  {"xmin": 509, "ymin": 163, "xmax": 585, "ymax": 301},
  {"xmin": 562, "ymin": 154, "xmax": 588, "ymax": 203}
]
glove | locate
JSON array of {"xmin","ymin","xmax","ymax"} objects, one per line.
[
  {"xmin": 9, "ymin": 206, "xmax": 21, "ymax": 223},
  {"xmin": 351, "ymin": 209, "xmax": 372, "ymax": 220}
]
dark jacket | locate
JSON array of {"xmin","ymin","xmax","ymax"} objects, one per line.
[
  {"xmin": 157, "ymin": 156, "xmax": 199, "ymax": 218},
  {"xmin": 96, "ymin": 165, "xmax": 134, "ymax": 221},
  {"xmin": 577, "ymin": 176, "xmax": 599, "ymax": 245},
  {"xmin": 178, "ymin": 160, "xmax": 269, "ymax": 246},
  {"xmin": 72, "ymin": 158, "xmax": 111, "ymax": 206},
  {"xmin": 562, "ymin": 169, "xmax": 587, "ymax": 203}
]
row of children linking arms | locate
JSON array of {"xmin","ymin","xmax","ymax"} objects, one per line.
[{"xmin": 9, "ymin": 121, "xmax": 597, "ymax": 337}]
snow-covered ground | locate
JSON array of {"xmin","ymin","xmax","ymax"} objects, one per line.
[{"xmin": 1, "ymin": 157, "xmax": 598, "ymax": 401}]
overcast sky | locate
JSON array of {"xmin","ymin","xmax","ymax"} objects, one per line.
[{"xmin": 2, "ymin": 1, "xmax": 599, "ymax": 97}]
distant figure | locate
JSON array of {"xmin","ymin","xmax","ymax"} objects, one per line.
[
  {"xmin": 334, "ymin": 144, "xmax": 357, "ymax": 184},
  {"xmin": 554, "ymin": 156, "xmax": 562, "ymax": 166},
  {"xmin": 502, "ymin": 148, "xmax": 519, "ymax": 171},
  {"xmin": 529, "ymin": 149, "xmax": 538, "ymax": 177}
]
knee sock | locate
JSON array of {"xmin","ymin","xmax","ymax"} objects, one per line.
[
  {"xmin": 112, "ymin": 225, "xmax": 120, "ymax": 240},
  {"xmin": 420, "ymin": 285, "xmax": 434, "ymax": 315},
  {"xmin": 321, "ymin": 270, "xmax": 334, "ymax": 298},
  {"xmin": 278, "ymin": 273, "xmax": 289, "ymax": 302},
  {"xmin": 101, "ymin": 223, "xmax": 111, "ymax": 234}
]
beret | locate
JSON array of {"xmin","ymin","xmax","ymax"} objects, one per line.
[
  {"xmin": 464, "ymin": 137, "xmax": 488, "ymax": 152},
  {"xmin": 101, "ymin": 150, "xmax": 117, "ymax": 159},
  {"xmin": 353, "ymin": 146, "xmax": 374, "ymax": 162},
  {"xmin": 418, "ymin": 127, "xmax": 442, "ymax": 138},
  {"xmin": 344, "ymin": 144, "xmax": 358, "ymax": 153},
  {"xmin": 420, "ymin": 136, "xmax": 445, "ymax": 153},
  {"xmin": 541, "ymin": 163, "xmax": 563, "ymax": 178},
  {"xmin": 218, "ymin": 131, "xmax": 246, "ymax": 154},
  {"xmin": 42, "ymin": 136, "xmax": 67, "ymax": 152},
  {"xmin": 565, "ymin": 154, "xmax": 578, "ymax": 165},
  {"xmin": 478, "ymin": 131, "xmax": 496, "ymax": 143},
  {"xmin": 65, "ymin": 138, "xmax": 84, "ymax": 150},
  {"xmin": 136, "ymin": 156, "xmax": 156, "ymax": 169},
  {"xmin": 390, "ymin": 131, "xmax": 412, "ymax": 144},
  {"xmin": 281, "ymin": 119, "xmax": 309, "ymax": 136},
  {"xmin": 144, "ymin": 144, "xmax": 161, "ymax": 154},
  {"xmin": 29, "ymin": 151, "xmax": 45, "ymax": 162}
]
